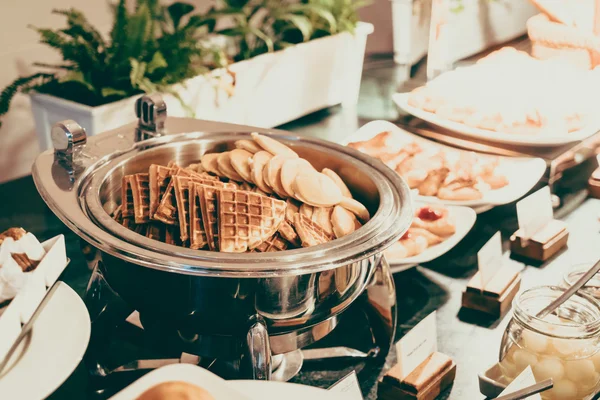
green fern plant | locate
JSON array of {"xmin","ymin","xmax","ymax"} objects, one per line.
[
  {"xmin": 0, "ymin": 0, "xmax": 365, "ymax": 123},
  {"xmin": 0, "ymin": 0, "xmax": 225, "ymax": 120}
]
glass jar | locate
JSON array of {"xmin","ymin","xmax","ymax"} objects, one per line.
[
  {"xmin": 498, "ymin": 286, "xmax": 600, "ymax": 400},
  {"xmin": 562, "ymin": 263, "xmax": 600, "ymax": 300}
]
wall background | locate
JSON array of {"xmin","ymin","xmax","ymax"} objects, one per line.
[{"xmin": 0, "ymin": 0, "xmax": 383, "ymax": 183}]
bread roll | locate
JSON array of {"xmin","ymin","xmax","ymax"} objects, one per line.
[{"xmin": 136, "ymin": 381, "xmax": 216, "ymax": 400}]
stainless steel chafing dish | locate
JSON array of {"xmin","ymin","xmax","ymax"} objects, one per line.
[{"xmin": 33, "ymin": 95, "xmax": 413, "ymax": 380}]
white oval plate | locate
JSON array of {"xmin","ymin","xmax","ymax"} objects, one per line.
[
  {"xmin": 386, "ymin": 204, "xmax": 476, "ymax": 268},
  {"xmin": 0, "ymin": 281, "xmax": 90, "ymax": 399},
  {"xmin": 230, "ymin": 380, "xmax": 343, "ymax": 400},
  {"xmin": 110, "ymin": 364, "xmax": 344, "ymax": 400},
  {"xmin": 393, "ymin": 92, "xmax": 600, "ymax": 147},
  {"xmin": 346, "ymin": 120, "xmax": 546, "ymax": 210}
]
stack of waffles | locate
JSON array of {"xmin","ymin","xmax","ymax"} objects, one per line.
[{"xmin": 112, "ymin": 133, "xmax": 371, "ymax": 253}]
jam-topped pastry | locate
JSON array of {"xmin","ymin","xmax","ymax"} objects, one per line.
[{"xmin": 385, "ymin": 205, "xmax": 456, "ymax": 260}]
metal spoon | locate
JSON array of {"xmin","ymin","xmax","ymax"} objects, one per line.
[
  {"xmin": 537, "ymin": 259, "xmax": 600, "ymax": 319},
  {"xmin": 495, "ymin": 379, "xmax": 553, "ymax": 400}
]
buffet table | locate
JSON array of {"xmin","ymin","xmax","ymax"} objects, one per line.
[{"xmin": 1, "ymin": 56, "xmax": 599, "ymax": 400}]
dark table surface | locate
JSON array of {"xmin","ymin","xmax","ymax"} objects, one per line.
[{"xmin": 1, "ymin": 57, "xmax": 599, "ymax": 400}]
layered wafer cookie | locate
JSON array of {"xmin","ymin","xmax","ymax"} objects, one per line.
[
  {"xmin": 131, "ymin": 173, "xmax": 150, "ymax": 224},
  {"xmin": 217, "ymin": 188, "xmax": 286, "ymax": 252},
  {"xmin": 121, "ymin": 175, "xmax": 135, "ymax": 218}
]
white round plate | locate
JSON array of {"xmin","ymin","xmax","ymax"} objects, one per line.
[
  {"xmin": 110, "ymin": 364, "xmax": 344, "ymax": 400},
  {"xmin": 345, "ymin": 120, "xmax": 546, "ymax": 210},
  {"xmin": 0, "ymin": 282, "xmax": 90, "ymax": 399},
  {"xmin": 230, "ymin": 380, "xmax": 343, "ymax": 400},
  {"xmin": 393, "ymin": 92, "xmax": 600, "ymax": 147},
  {"xmin": 386, "ymin": 204, "xmax": 477, "ymax": 268}
]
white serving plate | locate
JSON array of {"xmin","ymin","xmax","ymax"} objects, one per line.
[
  {"xmin": 110, "ymin": 364, "xmax": 345, "ymax": 400},
  {"xmin": 0, "ymin": 281, "xmax": 90, "ymax": 399},
  {"xmin": 346, "ymin": 120, "xmax": 546, "ymax": 210},
  {"xmin": 386, "ymin": 204, "xmax": 476, "ymax": 269},
  {"xmin": 393, "ymin": 92, "xmax": 600, "ymax": 147}
]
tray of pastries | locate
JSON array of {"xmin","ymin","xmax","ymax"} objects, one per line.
[
  {"xmin": 384, "ymin": 203, "xmax": 476, "ymax": 270},
  {"xmin": 346, "ymin": 121, "xmax": 546, "ymax": 211},
  {"xmin": 112, "ymin": 133, "xmax": 371, "ymax": 253},
  {"xmin": 393, "ymin": 47, "xmax": 600, "ymax": 147}
]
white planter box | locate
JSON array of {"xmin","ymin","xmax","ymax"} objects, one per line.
[
  {"xmin": 30, "ymin": 23, "xmax": 373, "ymax": 151},
  {"xmin": 392, "ymin": 0, "xmax": 537, "ymax": 68}
]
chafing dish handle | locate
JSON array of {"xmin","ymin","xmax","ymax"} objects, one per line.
[{"xmin": 246, "ymin": 314, "xmax": 272, "ymax": 380}]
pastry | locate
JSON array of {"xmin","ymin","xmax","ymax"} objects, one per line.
[
  {"xmin": 407, "ymin": 46, "xmax": 600, "ymax": 135},
  {"xmin": 136, "ymin": 381, "xmax": 215, "ymax": 400},
  {"xmin": 331, "ymin": 205, "xmax": 359, "ymax": 239},
  {"xmin": 250, "ymin": 151, "xmax": 274, "ymax": 194},
  {"xmin": 229, "ymin": 149, "xmax": 254, "ymax": 183},
  {"xmin": 292, "ymin": 171, "xmax": 342, "ymax": 207},
  {"xmin": 280, "ymin": 158, "xmax": 314, "ymax": 198},
  {"xmin": 263, "ymin": 155, "xmax": 289, "ymax": 198},
  {"xmin": 235, "ymin": 139, "xmax": 263, "ymax": 154},
  {"xmin": 322, "ymin": 168, "xmax": 353, "ymax": 198},
  {"xmin": 339, "ymin": 197, "xmax": 370, "ymax": 222},
  {"xmin": 412, "ymin": 205, "xmax": 456, "ymax": 237},
  {"xmin": 385, "ymin": 204, "xmax": 457, "ymax": 260},
  {"xmin": 200, "ymin": 153, "xmax": 221, "ymax": 175},
  {"xmin": 0, "ymin": 228, "xmax": 47, "ymax": 304},
  {"xmin": 216, "ymin": 152, "xmax": 244, "ymax": 182},
  {"xmin": 251, "ymin": 132, "xmax": 298, "ymax": 158},
  {"xmin": 349, "ymin": 130, "xmax": 508, "ymax": 201}
]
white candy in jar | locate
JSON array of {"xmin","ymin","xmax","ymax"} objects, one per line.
[
  {"xmin": 532, "ymin": 357, "xmax": 565, "ymax": 381},
  {"xmin": 548, "ymin": 380, "xmax": 578, "ymax": 400},
  {"xmin": 564, "ymin": 359, "xmax": 597, "ymax": 383},
  {"xmin": 513, "ymin": 349, "xmax": 538, "ymax": 374},
  {"xmin": 522, "ymin": 329, "xmax": 549, "ymax": 353},
  {"xmin": 591, "ymin": 350, "xmax": 600, "ymax": 371}
]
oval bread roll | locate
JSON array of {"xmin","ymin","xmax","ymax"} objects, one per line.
[{"xmin": 136, "ymin": 381, "xmax": 216, "ymax": 400}]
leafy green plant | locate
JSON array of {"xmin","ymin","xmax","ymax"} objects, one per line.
[
  {"xmin": 0, "ymin": 0, "xmax": 225, "ymax": 118},
  {"xmin": 0, "ymin": 0, "xmax": 365, "ymax": 122},
  {"xmin": 210, "ymin": 0, "xmax": 367, "ymax": 61}
]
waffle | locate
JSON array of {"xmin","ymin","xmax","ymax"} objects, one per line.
[
  {"xmin": 113, "ymin": 206, "xmax": 124, "ymax": 224},
  {"xmin": 154, "ymin": 169, "xmax": 196, "ymax": 225},
  {"xmin": 164, "ymin": 225, "xmax": 181, "ymax": 246},
  {"xmin": 189, "ymin": 183, "xmax": 209, "ymax": 250},
  {"xmin": 293, "ymin": 213, "xmax": 334, "ymax": 247},
  {"xmin": 174, "ymin": 175, "xmax": 236, "ymax": 244},
  {"xmin": 198, "ymin": 185, "xmax": 220, "ymax": 251},
  {"xmin": 149, "ymin": 164, "xmax": 176, "ymax": 218},
  {"xmin": 131, "ymin": 173, "xmax": 150, "ymax": 224},
  {"xmin": 146, "ymin": 222, "xmax": 165, "ymax": 242},
  {"xmin": 217, "ymin": 188, "xmax": 286, "ymax": 252},
  {"xmin": 278, "ymin": 220, "xmax": 301, "ymax": 247},
  {"xmin": 253, "ymin": 232, "xmax": 292, "ymax": 252},
  {"xmin": 121, "ymin": 175, "xmax": 135, "ymax": 218}
]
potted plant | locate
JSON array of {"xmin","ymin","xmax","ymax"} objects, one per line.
[{"xmin": 0, "ymin": 0, "xmax": 372, "ymax": 151}]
